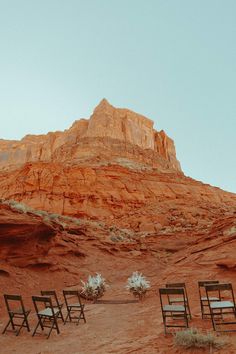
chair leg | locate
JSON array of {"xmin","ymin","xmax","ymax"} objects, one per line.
[
  {"xmin": 80, "ymin": 307, "xmax": 86, "ymax": 323},
  {"xmin": 163, "ymin": 314, "xmax": 167, "ymax": 335},
  {"xmin": 200, "ymin": 301, "xmax": 204, "ymax": 319},
  {"xmin": 32, "ymin": 321, "xmax": 40, "ymax": 337},
  {"xmin": 16, "ymin": 320, "xmax": 25, "ymax": 336},
  {"xmin": 185, "ymin": 313, "xmax": 189, "ymax": 328},
  {"xmin": 64, "ymin": 309, "xmax": 71, "ymax": 324},
  {"xmin": 47, "ymin": 318, "xmax": 60, "ymax": 339},
  {"xmin": 9, "ymin": 314, "xmax": 15, "ymax": 331},
  {"xmin": 210, "ymin": 311, "xmax": 217, "ymax": 331},
  {"xmin": 59, "ymin": 308, "xmax": 65, "ymax": 323},
  {"xmin": 2, "ymin": 319, "xmax": 11, "ymax": 334},
  {"xmin": 187, "ymin": 301, "xmax": 192, "ymax": 319},
  {"xmin": 47, "ymin": 322, "xmax": 54, "ymax": 339},
  {"xmin": 32, "ymin": 316, "xmax": 44, "ymax": 337},
  {"xmin": 25, "ymin": 315, "xmax": 31, "ymax": 332},
  {"xmin": 54, "ymin": 318, "xmax": 60, "ymax": 334}
]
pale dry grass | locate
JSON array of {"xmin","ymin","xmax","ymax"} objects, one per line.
[{"xmin": 174, "ymin": 328, "xmax": 228, "ymax": 349}]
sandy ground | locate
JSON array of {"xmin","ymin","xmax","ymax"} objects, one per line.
[{"xmin": 1, "ymin": 281, "xmax": 236, "ymax": 354}]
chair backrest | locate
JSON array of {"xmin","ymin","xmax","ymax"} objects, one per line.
[
  {"xmin": 41, "ymin": 290, "xmax": 60, "ymax": 308},
  {"xmin": 165, "ymin": 282, "xmax": 189, "ymax": 302},
  {"xmin": 159, "ymin": 287, "xmax": 186, "ymax": 303},
  {"xmin": 166, "ymin": 282, "xmax": 186, "ymax": 288},
  {"xmin": 63, "ymin": 290, "xmax": 82, "ymax": 308},
  {"xmin": 4, "ymin": 294, "xmax": 26, "ymax": 314},
  {"xmin": 32, "ymin": 296, "xmax": 55, "ymax": 315},
  {"xmin": 205, "ymin": 283, "xmax": 235, "ymax": 305},
  {"xmin": 198, "ymin": 280, "xmax": 220, "ymax": 298},
  {"xmin": 159, "ymin": 288, "xmax": 185, "ymax": 295},
  {"xmin": 198, "ymin": 280, "xmax": 219, "ymax": 288},
  {"xmin": 205, "ymin": 283, "xmax": 232, "ymax": 292}
]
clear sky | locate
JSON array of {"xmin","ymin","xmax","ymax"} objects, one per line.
[{"xmin": 0, "ymin": 0, "xmax": 235, "ymax": 193}]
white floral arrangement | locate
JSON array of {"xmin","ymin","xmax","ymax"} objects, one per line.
[
  {"xmin": 126, "ymin": 271, "xmax": 150, "ymax": 299},
  {"xmin": 81, "ymin": 273, "xmax": 106, "ymax": 301}
]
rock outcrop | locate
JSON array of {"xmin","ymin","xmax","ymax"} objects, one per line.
[
  {"xmin": 0, "ymin": 161, "xmax": 236, "ymax": 234},
  {"xmin": 0, "ymin": 99, "xmax": 181, "ymax": 172},
  {"xmin": 0, "ymin": 99, "xmax": 236, "ymax": 233}
]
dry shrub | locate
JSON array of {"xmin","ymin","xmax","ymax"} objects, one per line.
[{"xmin": 174, "ymin": 328, "xmax": 227, "ymax": 349}]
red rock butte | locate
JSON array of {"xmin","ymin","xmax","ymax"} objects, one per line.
[{"xmin": 0, "ymin": 98, "xmax": 181, "ymax": 172}]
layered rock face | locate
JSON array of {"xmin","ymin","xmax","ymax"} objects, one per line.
[
  {"xmin": 0, "ymin": 99, "xmax": 181, "ymax": 172},
  {"xmin": 0, "ymin": 160, "xmax": 236, "ymax": 235},
  {"xmin": 0, "ymin": 99, "xmax": 236, "ymax": 233}
]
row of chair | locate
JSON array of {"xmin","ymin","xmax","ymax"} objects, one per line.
[
  {"xmin": 159, "ymin": 281, "xmax": 236, "ymax": 334},
  {"xmin": 2, "ymin": 290, "xmax": 86, "ymax": 339},
  {"xmin": 3, "ymin": 281, "xmax": 236, "ymax": 337}
]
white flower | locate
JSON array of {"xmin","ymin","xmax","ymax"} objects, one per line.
[
  {"xmin": 126, "ymin": 271, "xmax": 150, "ymax": 296},
  {"xmin": 81, "ymin": 273, "xmax": 107, "ymax": 299}
]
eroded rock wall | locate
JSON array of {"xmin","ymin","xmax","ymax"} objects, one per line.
[{"xmin": 0, "ymin": 99, "xmax": 181, "ymax": 172}]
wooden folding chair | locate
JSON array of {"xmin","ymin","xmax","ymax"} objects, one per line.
[
  {"xmin": 63, "ymin": 290, "xmax": 86, "ymax": 325},
  {"xmin": 2, "ymin": 294, "xmax": 31, "ymax": 336},
  {"xmin": 198, "ymin": 280, "xmax": 220, "ymax": 319},
  {"xmin": 32, "ymin": 296, "xmax": 60, "ymax": 339},
  {"xmin": 159, "ymin": 288, "xmax": 189, "ymax": 334},
  {"xmin": 165, "ymin": 282, "xmax": 192, "ymax": 319},
  {"xmin": 205, "ymin": 283, "xmax": 236, "ymax": 332},
  {"xmin": 41, "ymin": 290, "xmax": 65, "ymax": 323}
]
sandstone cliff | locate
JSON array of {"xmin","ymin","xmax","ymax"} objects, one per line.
[
  {"xmin": 0, "ymin": 99, "xmax": 181, "ymax": 172},
  {"xmin": 0, "ymin": 100, "xmax": 236, "ymax": 233}
]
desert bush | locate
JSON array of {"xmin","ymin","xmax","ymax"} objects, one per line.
[
  {"xmin": 126, "ymin": 271, "xmax": 150, "ymax": 300},
  {"xmin": 48, "ymin": 213, "xmax": 61, "ymax": 220},
  {"xmin": 73, "ymin": 219, "xmax": 81, "ymax": 226},
  {"xmin": 174, "ymin": 328, "xmax": 227, "ymax": 349},
  {"xmin": 42, "ymin": 216, "xmax": 51, "ymax": 224},
  {"xmin": 33, "ymin": 209, "xmax": 48, "ymax": 217},
  {"xmin": 81, "ymin": 273, "xmax": 107, "ymax": 301},
  {"xmin": 5, "ymin": 200, "xmax": 31, "ymax": 213}
]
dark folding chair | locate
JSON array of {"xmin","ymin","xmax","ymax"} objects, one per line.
[
  {"xmin": 159, "ymin": 288, "xmax": 189, "ymax": 334},
  {"xmin": 63, "ymin": 290, "xmax": 86, "ymax": 325},
  {"xmin": 205, "ymin": 283, "xmax": 236, "ymax": 332},
  {"xmin": 165, "ymin": 282, "xmax": 192, "ymax": 319},
  {"xmin": 2, "ymin": 294, "xmax": 31, "ymax": 336},
  {"xmin": 198, "ymin": 280, "xmax": 220, "ymax": 319},
  {"xmin": 32, "ymin": 296, "xmax": 60, "ymax": 339},
  {"xmin": 41, "ymin": 290, "xmax": 65, "ymax": 323}
]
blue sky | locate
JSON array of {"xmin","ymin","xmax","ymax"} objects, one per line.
[{"xmin": 0, "ymin": 0, "xmax": 235, "ymax": 192}]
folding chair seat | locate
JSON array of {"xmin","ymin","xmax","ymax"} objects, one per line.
[
  {"xmin": 2, "ymin": 294, "xmax": 31, "ymax": 336},
  {"xmin": 41, "ymin": 290, "xmax": 65, "ymax": 323},
  {"xmin": 198, "ymin": 280, "xmax": 220, "ymax": 318},
  {"xmin": 205, "ymin": 283, "xmax": 236, "ymax": 332},
  {"xmin": 63, "ymin": 290, "xmax": 86, "ymax": 325},
  {"xmin": 159, "ymin": 288, "xmax": 189, "ymax": 334},
  {"xmin": 32, "ymin": 296, "xmax": 60, "ymax": 339},
  {"xmin": 165, "ymin": 282, "xmax": 192, "ymax": 319}
]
